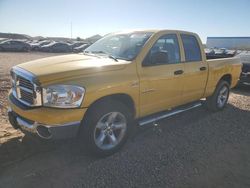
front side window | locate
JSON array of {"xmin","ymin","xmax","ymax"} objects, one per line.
[
  {"xmin": 84, "ymin": 32, "xmax": 152, "ymax": 60},
  {"xmin": 181, "ymin": 34, "xmax": 202, "ymax": 62},
  {"xmin": 143, "ymin": 34, "xmax": 180, "ymax": 66}
]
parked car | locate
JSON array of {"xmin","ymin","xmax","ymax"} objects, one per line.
[
  {"xmin": 205, "ymin": 48, "xmax": 215, "ymax": 55},
  {"xmin": 69, "ymin": 42, "xmax": 88, "ymax": 49},
  {"xmin": 225, "ymin": 50, "xmax": 237, "ymax": 57},
  {"xmin": 30, "ymin": 40, "xmax": 52, "ymax": 51},
  {"xmin": 0, "ymin": 40, "xmax": 31, "ymax": 52},
  {"xmin": 8, "ymin": 30, "xmax": 241, "ymax": 156},
  {"xmin": 40, "ymin": 42, "xmax": 72, "ymax": 53},
  {"xmin": 237, "ymin": 53, "xmax": 250, "ymax": 85},
  {"xmin": 215, "ymin": 48, "xmax": 227, "ymax": 55},
  {"xmin": 73, "ymin": 43, "xmax": 90, "ymax": 53},
  {"xmin": 206, "ymin": 48, "xmax": 236, "ymax": 59}
]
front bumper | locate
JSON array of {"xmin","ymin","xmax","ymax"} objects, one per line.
[
  {"xmin": 8, "ymin": 109, "xmax": 81, "ymax": 139},
  {"xmin": 8, "ymin": 94, "xmax": 87, "ymax": 139}
]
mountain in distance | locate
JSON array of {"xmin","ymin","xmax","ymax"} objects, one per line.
[
  {"xmin": 0, "ymin": 32, "xmax": 31, "ymax": 40},
  {"xmin": 0, "ymin": 32, "xmax": 102, "ymax": 43},
  {"xmin": 85, "ymin": 34, "xmax": 102, "ymax": 43}
]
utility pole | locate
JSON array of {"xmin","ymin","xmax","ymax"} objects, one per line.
[{"xmin": 70, "ymin": 22, "xmax": 72, "ymax": 40}]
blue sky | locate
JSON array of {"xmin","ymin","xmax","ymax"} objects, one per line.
[{"xmin": 0, "ymin": 0, "xmax": 250, "ymax": 42}]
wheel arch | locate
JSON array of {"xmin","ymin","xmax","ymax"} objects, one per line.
[
  {"xmin": 84, "ymin": 93, "xmax": 136, "ymax": 119},
  {"xmin": 218, "ymin": 74, "xmax": 232, "ymax": 87}
]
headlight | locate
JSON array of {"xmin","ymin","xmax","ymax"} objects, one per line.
[{"xmin": 42, "ymin": 85, "xmax": 85, "ymax": 108}]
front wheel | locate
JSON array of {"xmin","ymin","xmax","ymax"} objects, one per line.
[
  {"xmin": 205, "ymin": 80, "xmax": 230, "ymax": 111},
  {"xmin": 79, "ymin": 100, "xmax": 133, "ymax": 156}
]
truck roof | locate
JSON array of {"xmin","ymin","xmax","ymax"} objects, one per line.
[{"xmin": 114, "ymin": 29, "xmax": 197, "ymax": 36}]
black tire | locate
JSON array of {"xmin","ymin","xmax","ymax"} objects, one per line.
[
  {"xmin": 0, "ymin": 47, "xmax": 4, "ymax": 52},
  {"xmin": 205, "ymin": 80, "xmax": 230, "ymax": 112},
  {"xmin": 79, "ymin": 99, "xmax": 133, "ymax": 156},
  {"xmin": 22, "ymin": 47, "xmax": 29, "ymax": 52}
]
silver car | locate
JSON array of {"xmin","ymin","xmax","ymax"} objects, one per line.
[{"xmin": 0, "ymin": 40, "xmax": 31, "ymax": 52}]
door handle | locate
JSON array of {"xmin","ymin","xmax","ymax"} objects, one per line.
[
  {"xmin": 200, "ymin": 67, "xmax": 207, "ymax": 71},
  {"xmin": 174, "ymin": 70, "xmax": 184, "ymax": 75}
]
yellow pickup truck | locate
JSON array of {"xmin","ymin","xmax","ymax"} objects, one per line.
[{"xmin": 8, "ymin": 30, "xmax": 241, "ymax": 156}]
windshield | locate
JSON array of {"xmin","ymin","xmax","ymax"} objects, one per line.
[{"xmin": 84, "ymin": 32, "xmax": 153, "ymax": 60}]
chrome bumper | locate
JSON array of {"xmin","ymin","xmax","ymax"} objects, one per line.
[{"xmin": 8, "ymin": 109, "xmax": 80, "ymax": 140}]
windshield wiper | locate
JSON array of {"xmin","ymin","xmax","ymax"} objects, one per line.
[
  {"xmin": 108, "ymin": 55, "xmax": 118, "ymax": 62},
  {"xmin": 86, "ymin": 51, "xmax": 118, "ymax": 62},
  {"xmin": 91, "ymin": 50, "xmax": 106, "ymax": 54}
]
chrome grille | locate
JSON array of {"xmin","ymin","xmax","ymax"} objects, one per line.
[
  {"xmin": 11, "ymin": 67, "xmax": 42, "ymax": 107},
  {"xmin": 20, "ymin": 89, "xmax": 34, "ymax": 104},
  {"xmin": 18, "ymin": 76, "xmax": 33, "ymax": 90}
]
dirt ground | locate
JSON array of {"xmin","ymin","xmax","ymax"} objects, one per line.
[
  {"xmin": 0, "ymin": 52, "xmax": 64, "ymax": 144},
  {"xmin": 0, "ymin": 52, "xmax": 250, "ymax": 188}
]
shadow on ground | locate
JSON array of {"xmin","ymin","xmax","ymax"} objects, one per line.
[
  {"xmin": 232, "ymin": 84, "xmax": 250, "ymax": 96},
  {"xmin": 0, "ymin": 88, "xmax": 250, "ymax": 188}
]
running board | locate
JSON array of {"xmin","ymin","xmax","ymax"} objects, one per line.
[{"xmin": 138, "ymin": 102, "xmax": 202, "ymax": 126}]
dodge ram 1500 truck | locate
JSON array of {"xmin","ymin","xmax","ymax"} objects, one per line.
[{"xmin": 8, "ymin": 30, "xmax": 242, "ymax": 156}]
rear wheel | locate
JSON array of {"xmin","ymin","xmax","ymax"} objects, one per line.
[
  {"xmin": 205, "ymin": 80, "xmax": 230, "ymax": 111},
  {"xmin": 79, "ymin": 100, "xmax": 133, "ymax": 156}
]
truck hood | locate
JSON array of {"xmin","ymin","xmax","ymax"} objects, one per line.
[{"xmin": 17, "ymin": 54, "xmax": 129, "ymax": 83}]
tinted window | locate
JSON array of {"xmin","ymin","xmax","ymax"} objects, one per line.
[
  {"xmin": 143, "ymin": 34, "xmax": 180, "ymax": 66},
  {"xmin": 181, "ymin": 34, "xmax": 202, "ymax": 62},
  {"xmin": 12, "ymin": 41, "xmax": 22, "ymax": 44},
  {"xmin": 54, "ymin": 43, "xmax": 61, "ymax": 47}
]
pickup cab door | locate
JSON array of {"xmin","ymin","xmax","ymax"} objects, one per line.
[
  {"xmin": 179, "ymin": 34, "xmax": 208, "ymax": 103},
  {"xmin": 137, "ymin": 33, "xmax": 185, "ymax": 117}
]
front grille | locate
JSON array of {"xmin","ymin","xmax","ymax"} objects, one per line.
[
  {"xmin": 17, "ymin": 75, "xmax": 34, "ymax": 105},
  {"xmin": 18, "ymin": 76, "xmax": 33, "ymax": 90},
  {"xmin": 20, "ymin": 89, "xmax": 34, "ymax": 104},
  {"xmin": 11, "ymin": 67, "xmax": 42, "ymax": 107}
]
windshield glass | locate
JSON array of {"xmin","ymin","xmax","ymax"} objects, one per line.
[{"xmin": 84, "ymin": 32, "xmax": 153, "ymax": 60}]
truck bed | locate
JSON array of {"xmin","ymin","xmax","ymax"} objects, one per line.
[{"xmin": 204, "ymin": 57, "xmax": 242, "ymax": 97}]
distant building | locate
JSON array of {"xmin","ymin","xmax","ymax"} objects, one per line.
[{"xmin": 206, "ymin": 37, "xmax": 250, "ymax": 50}]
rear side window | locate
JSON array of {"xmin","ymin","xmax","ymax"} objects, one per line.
[{"xmin": 181, "ymin": 34, "xmax": 202, "ymax": 62}]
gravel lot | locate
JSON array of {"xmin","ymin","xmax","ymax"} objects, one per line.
[{"xmin": 0, "ymin": 52, "xmax": 250, "ymax": 188}]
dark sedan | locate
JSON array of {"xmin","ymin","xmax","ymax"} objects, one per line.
[
  {"xmin": 0, "ymin": 40, "xmax": 31, "ymax": 52},
  {"xmin": 40, "ymin": 42, "xmax": 72, "ymax": 53}
]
